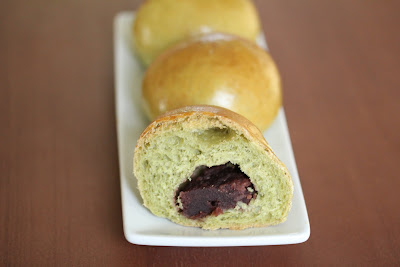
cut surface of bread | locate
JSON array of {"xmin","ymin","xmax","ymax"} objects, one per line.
[{"xmin": 133, "ymin": 106, "xmax": 293, "ymax": 230}]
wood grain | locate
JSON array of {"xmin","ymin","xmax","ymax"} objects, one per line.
[{"xmin": 1, "ymin": 0, "xmax": 399, "ymax": 265}]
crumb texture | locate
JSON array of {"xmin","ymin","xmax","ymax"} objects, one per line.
[{"xmin": 134, "ymin": 113, "xmax": 292, "ymax": 230}]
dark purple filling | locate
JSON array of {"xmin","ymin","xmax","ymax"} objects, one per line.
[{"xmin": 176, "ymin": 163, "xmax": 257, "ymax": 219}]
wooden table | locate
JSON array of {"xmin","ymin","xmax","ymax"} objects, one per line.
[{"xmin": 1, "ymin": 0, "xmax": 399, "ymax": 265}]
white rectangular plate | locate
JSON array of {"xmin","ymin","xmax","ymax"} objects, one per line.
[{"xmin": 114, "ymin": 12, "xmax": 310, "ymax": 247}]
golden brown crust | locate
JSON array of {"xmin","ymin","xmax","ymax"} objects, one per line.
[
  {"xmin": 141, "ymin": 33, "xmax": 282, "ymax": 132},
  {"xmin": 133, "ymin": 0, "xmax": 260, "ymax": 65},
  {"xmin": 134, "ymin": 105, "xmax": 293, "ymax": 230}
]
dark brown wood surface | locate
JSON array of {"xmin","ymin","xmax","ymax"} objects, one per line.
[{"xmin": 1, "ymin": 0, "xmax": 399, "ymax": 265}]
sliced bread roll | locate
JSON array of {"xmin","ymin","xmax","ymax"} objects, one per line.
[{"xmin": 133, "ymin": 105, "xmax": 293, "ymax": 230}]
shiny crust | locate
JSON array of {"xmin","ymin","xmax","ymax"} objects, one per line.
[
  {"xmin": 142, "ymin": 33, "xmax": 282, "ymax": 132},
  {"xmin": 134, "ymin": 105, "xmax": 293, "ymax": 229},
  {"xmin": 133, "ymin": 0, "xmax": 260, "ymax": 66}
]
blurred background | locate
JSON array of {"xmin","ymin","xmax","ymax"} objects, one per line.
[{"xmin": 1, "ymin": 0, "xmax": 399, "ymax": 265}]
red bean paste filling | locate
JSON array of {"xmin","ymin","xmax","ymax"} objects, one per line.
[{"xmin": 175, "ymin": 162, "xmax": 257, "ymax": 219}]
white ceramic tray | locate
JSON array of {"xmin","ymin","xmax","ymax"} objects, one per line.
[{"xmin": 114, "ymin": 11, "xmax": 310, "ymax": 247}]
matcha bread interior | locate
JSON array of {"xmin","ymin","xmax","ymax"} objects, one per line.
[{"xmin": 133, "ymin": 105, "xmax": 293, "ymax": 230}]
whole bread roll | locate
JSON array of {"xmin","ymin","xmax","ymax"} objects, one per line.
[
  {"xmin": 134, "ymin": 105, "xmax": 293, "ymax": 230},
  {"xmin": 133, "ymin": 0, "xmax": 260, "ymax": 65},
  {"xmin": 142, "ymin": 33, "xmax": 282, "ymax": 132}
]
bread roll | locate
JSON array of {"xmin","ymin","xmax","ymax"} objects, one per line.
[
  {"xmin": 133, "ymin": 105, "xmax": 293, "ymax": 230},
  {"xmin": 142, "ymin": 33, "xmax": 282, "ymax": 132},
  {"xmin": 133, "ymin": 0, "xmax": 260, "ymax": 65}
]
